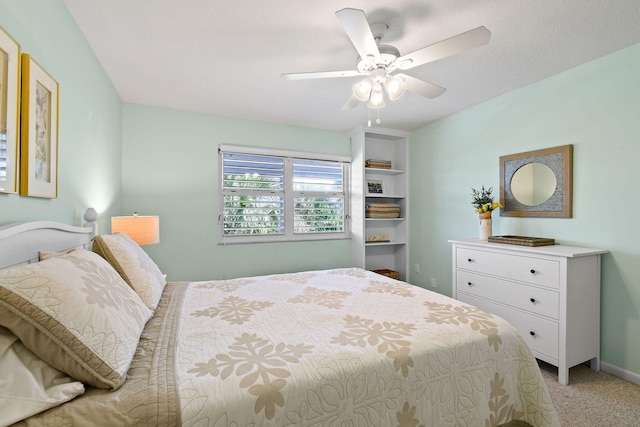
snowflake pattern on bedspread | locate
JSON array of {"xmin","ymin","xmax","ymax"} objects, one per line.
[
  {"xmin": 331, "ymin": 315, "xmax": 416, "ymax": 378},
  {"xmin": 194, "ymin": 278, "xmax": 255, "ymax": 292},
  {"xmin": 288, "ymin": 286, "xmax": 352, "ymax": 309},
  {"xmin": 423, "ymin": 301, "xmax": 503, "ymax": 351},
  {"xmin": 363, "ymin": 279, "xmax": 415, "ymax": 297},
  {"xmin": 191, "ymin": 295, "xmax": 273, "ymax": 325},
  {"xmin": 187, "ymin": 333, "xmax": 314, "ymax": 420}
]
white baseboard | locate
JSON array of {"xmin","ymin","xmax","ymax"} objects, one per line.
[{"xmin": 601, "ymin": 361, "xmax": 640, "ymax": 385}]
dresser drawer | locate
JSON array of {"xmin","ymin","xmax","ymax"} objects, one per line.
[
  {"xmin": 456, "ymin": 248, "xmax": 560, "ymax": 289},
  {"xmin": 456, "ymin": 270, "xmax": 559, "ymax": 319},
  {"xmin": 458, "ymin": 292, "xmax": 559, "ymax": 361}
]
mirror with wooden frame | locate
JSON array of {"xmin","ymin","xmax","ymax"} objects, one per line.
[{"xmin": 500, "ymin": 145, "xmax": 573, "ymax": 217}]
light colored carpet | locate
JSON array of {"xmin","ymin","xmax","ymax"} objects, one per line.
[{"xmin": 539, "ymin": 361, "xmax": 640, "ymax": 427}]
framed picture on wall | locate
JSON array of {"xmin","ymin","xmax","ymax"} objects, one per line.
[
  {"xmin": 0, "ymin": 26, "xmax": 20, "ymax": 194},
  {"xmin": 20, "ymin": 53, "xmax": 59, "ymax": 198}
]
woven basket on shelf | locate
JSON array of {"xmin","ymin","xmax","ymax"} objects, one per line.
[{"xmin": 371, "ymin": 269, "xmax": 399, "ymax": 280}]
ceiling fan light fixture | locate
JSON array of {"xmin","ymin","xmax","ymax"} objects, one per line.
[
  {"xmin": 353, "ymin": 77, "xmax": 374, "ymax": 102},
  {"xmin": 368, "ymin": 84, "xmax": 385, "ymax": 108},
  {"xmin": 284, "ymin": 8, "xmax": 491, "ymax": 126},
  {"xmin": 384, "ymin": 75, "xmax": 406, "ymax": 101}
]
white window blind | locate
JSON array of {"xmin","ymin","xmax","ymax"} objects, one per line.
[
  {"xmin": 220, "ymin": 146, "xmax": 350, "ymax": 243},
  {"xmin": 222, "ymin": 153, "xmax": 285, "ymax": 236},
  {"xmin": 293, "ymin": 159, "xmax": 345, "ymax": 234}
]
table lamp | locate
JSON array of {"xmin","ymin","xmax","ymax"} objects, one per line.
[{"xmin": 111, "ymin": 212, "xmax": 160, "ymax": 245}]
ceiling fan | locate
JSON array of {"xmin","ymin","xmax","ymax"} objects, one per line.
[{"xmin": 281, "ymin": 8, "xmax": 491, "ymax": 113}]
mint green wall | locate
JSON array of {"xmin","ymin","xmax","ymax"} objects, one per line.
[
  {"xmin": 0, "ymin": 0, "xmax": 122, "ymax": 229},
  {"xmin": 409, "ymin": 43, "xmax": 640, "ymax": 377},
  {"xmin": 4, "ymin": 0, "xmax": 637, "ymax": 380},
  {"xmin": 122, "ymin": 104, "xmax": 351, "ymax": 281}
]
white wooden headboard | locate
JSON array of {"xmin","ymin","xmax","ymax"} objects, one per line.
[{"xmin": 0, "ymin": 221, "xmax": 95, "ymax": 269}]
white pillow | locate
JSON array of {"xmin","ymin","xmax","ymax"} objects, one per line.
[{"xmin": 0, "ymin": 327, "xmax": 84, "ymax": 426}]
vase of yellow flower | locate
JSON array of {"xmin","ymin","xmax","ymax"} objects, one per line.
[{"xmin": 471, "ymin": 186, "xmax": 503, "ymax": 240}]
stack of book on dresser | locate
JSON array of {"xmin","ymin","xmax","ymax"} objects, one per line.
[
  {"xmin": 365, "ymin": 159, "xmax": 392, "ymax": 169},
  {"xmin": 366, "ymin": 203, "xmax": 401, "ymax": 218}
]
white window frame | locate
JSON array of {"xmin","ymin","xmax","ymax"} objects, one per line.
[{"xmin": 219, "ymin": 145, "xmax": 351, "ymax": 244}]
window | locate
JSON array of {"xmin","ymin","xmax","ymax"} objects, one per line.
[{"xmin": 219, "ymin": 145, "xmax": 350, "ymax": 243}]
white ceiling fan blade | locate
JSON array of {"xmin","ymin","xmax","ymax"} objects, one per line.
[
  {"xmin": 342, "ymin": 95, "xmax": 361, "ymax": 110},
  {"xmin": 395, "ymin": 26, "xmax": 491, "ymax": 70},
  {"xmin": 396, "ymin": 73, "xmax": 446, "ymax": 99},
  {"xmin": 281, "ymin": 70, "xmax": 362, "ymax": 80},
  {"xmin": 335, "ymin": 8, "xmax": 380, "ymax": 61}
]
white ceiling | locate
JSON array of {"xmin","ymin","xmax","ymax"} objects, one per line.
[{"xmin": 63, "ymin": 0, "xmax": 640, "ymax": 132}]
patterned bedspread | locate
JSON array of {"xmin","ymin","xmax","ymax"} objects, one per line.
[{"xmin": 17, "ymin": 268, "xmax": 559, "ymax": 426}]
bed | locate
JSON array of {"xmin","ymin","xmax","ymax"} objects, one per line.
[{"xmin": 0, "ymin": 220, "xmax": 559, "ymax": 426}]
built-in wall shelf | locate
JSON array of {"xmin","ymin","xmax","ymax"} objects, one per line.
[
  {"xmin": 365, "ymin": 241, "xmax": 407, "ymax": 246},
  {"xmin": 351, "ymin": 126, "xmax": 409, "ymax": 281},
  {"xmin": 364, "ymin": 167, "xmax": 405, "ymax": 175},
  {"xmin": 366, "ymin": 194, "xmax": 405, "ymax": 199}
]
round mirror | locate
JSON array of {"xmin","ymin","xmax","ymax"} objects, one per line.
[{"xmin": 510, "ymin": 162, "xmax": 557, "ymax": 206}]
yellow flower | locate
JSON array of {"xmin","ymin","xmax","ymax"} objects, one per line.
[{"xmin": 471, "ymin": 186, "xmax": 502, "ymax": 213}]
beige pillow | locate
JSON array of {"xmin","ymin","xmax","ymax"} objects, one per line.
[
  {"xmin": 92, "ymin": 233, "xmax": 166, "ymax": 311},
  {"xmin": 39, "ymin": 248, "xmax": 77, "ymax": 261},
  {"xmin": 0, "ymin": 249, "xmax": 152, "ymax": 390}
]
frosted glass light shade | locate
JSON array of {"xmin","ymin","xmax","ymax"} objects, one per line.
[
  {"xmin": 111, "ymin": 214, "xmax": 160, "ymax": 245},
  {"xmin": 385, "ymin": 75, "xmax": 406, "ymax": 101},
  {"xmin": 368, "ymin": 85, "xmax": 385, "ymax": 108},
  {"xmin": 353, "ymin": 77, "xmax": 373, "ymax": 102}
]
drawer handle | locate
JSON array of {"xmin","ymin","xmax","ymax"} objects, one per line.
[
  {"xmin": 467, "ymin": 258, "xmax": 473, "ymax": 263},
  {"xmin": 467, "ymin": 282, "xmax": 473, "ymax": 286},
  {"xmin": 530, "ymin": 269, "xmax": 536, "ymax": 274},
  {"xmin": 529, "ymin": 331, "xmax": 536, "ymax": 336},
  {"xmin": 530, "ymin": 298, "xmax": 536, "ymax": 303}
]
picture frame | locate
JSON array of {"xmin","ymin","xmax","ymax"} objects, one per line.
[
  {"xmin": 20, "ymin": 54, "xmax": 59, "ymax": 198},
  {"xmin": 0, "ymin": 26, "xmax": 20, "ymax": 194},
  {"xmin": 367, "ymin": 179, "xmax": 384, "ymax": 195}
]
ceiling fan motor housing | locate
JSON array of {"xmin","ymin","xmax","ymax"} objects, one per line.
[{"xmin": 356, "ymin": 45, "xmax": 401, "ymax": 74}]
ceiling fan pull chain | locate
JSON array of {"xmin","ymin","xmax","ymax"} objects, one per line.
[
  {"xmin": 376, "ymin": 106, "xmax": 381, "ymax": 125},
  {"xmin": 367, "ymin": 105, "xmax": 372, "ymax": 127}
]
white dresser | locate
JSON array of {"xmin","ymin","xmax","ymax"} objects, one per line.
[{"xmin": 449, "ymin": 239, "xmax": 607, "ymax": 385}]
